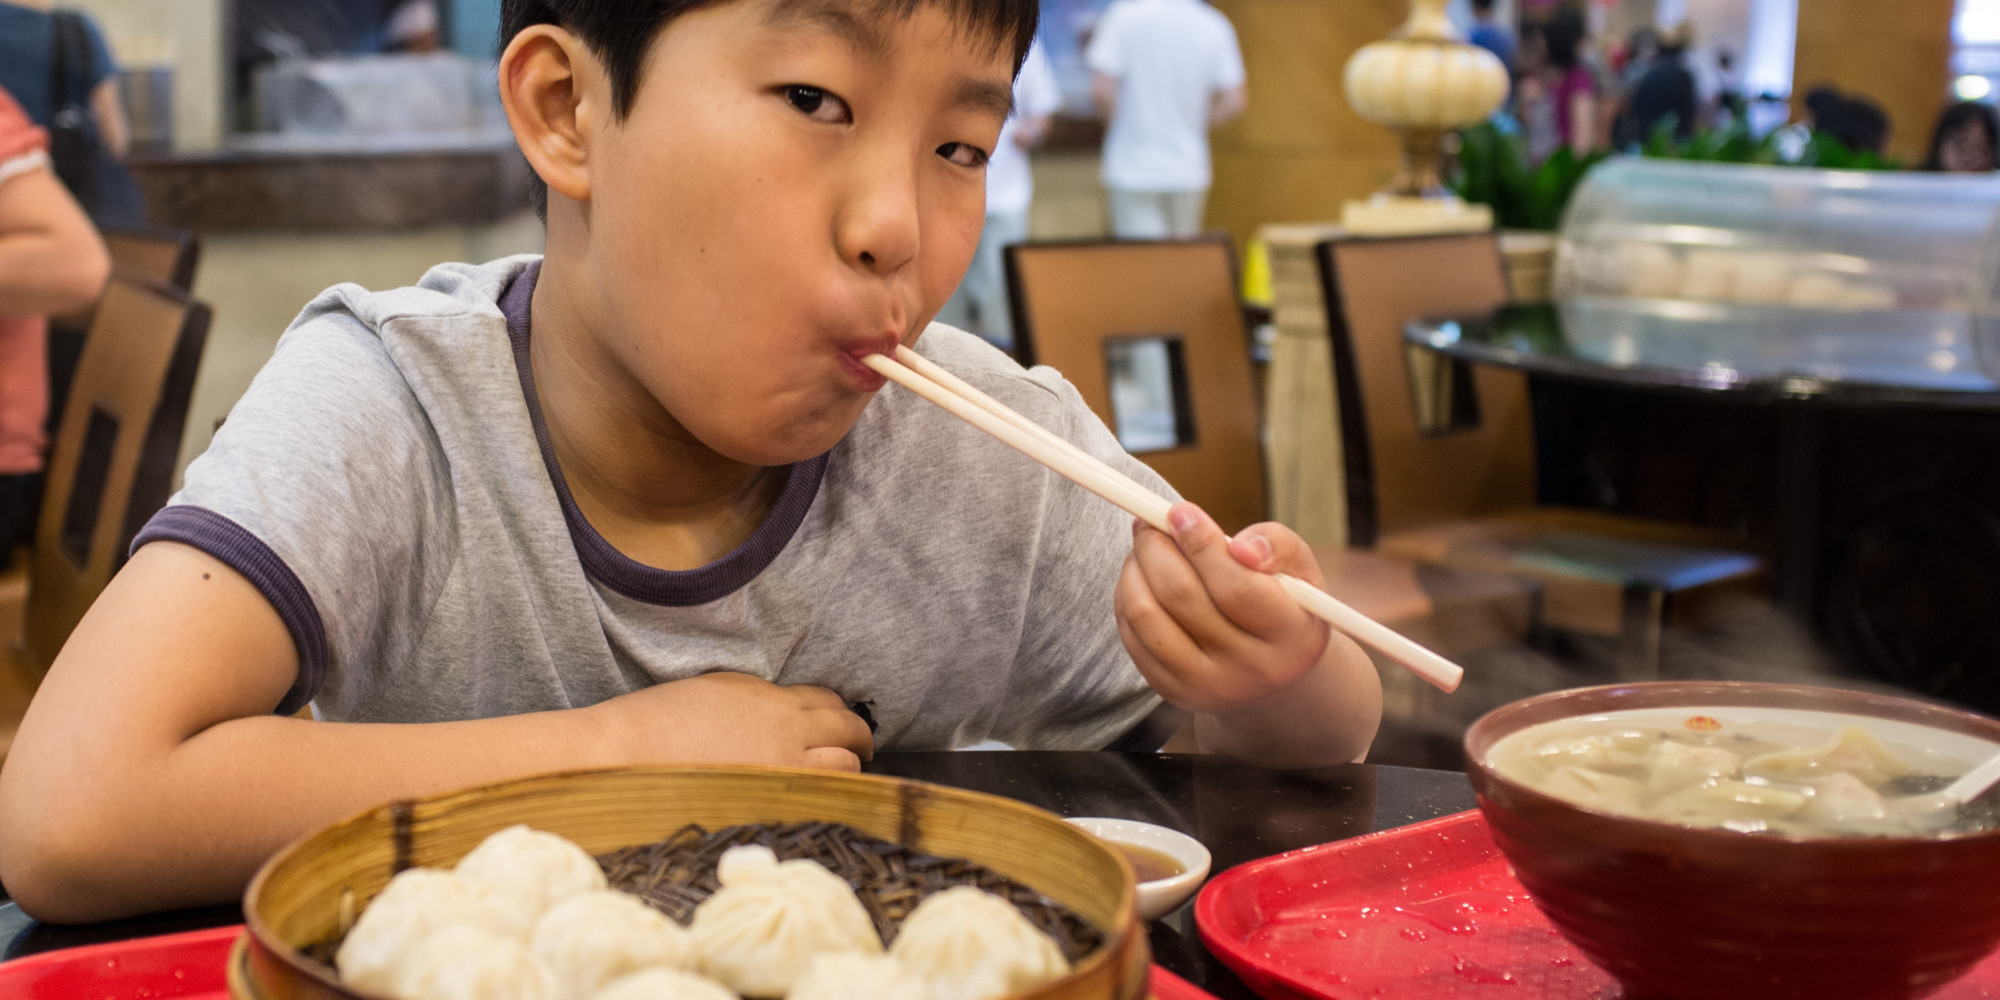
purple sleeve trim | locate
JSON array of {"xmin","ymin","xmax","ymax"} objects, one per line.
[
  {"xmin": 1103, "ymin": 702, "xmax": 1188, "ymax": 753},
  {"xmin": 131, "ymin": 506, "xmax": 327, "ymax": 715}
]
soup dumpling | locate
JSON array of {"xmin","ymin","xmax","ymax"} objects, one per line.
[
  {"xmin": 390, "ymin": 924, "xmax": 558, "ymax": 1000},
  {"xmin": 691, "ymin": 846, "xmax": 882, "ymax": 998},
  {"xmin": 1526, "ymin": 730, "xmax": 1654, "ymax": 772},
  {"xmin": 532, "ymin": 889, "xmax": 696, "ymax": 1000},
  {"xmin": 1799, "ymin": 771, "xmax": 1894, "ymax": 832},
  {"xmin": 1744, "ymin": 726, "xmax": 1912, "ymax": 787},
  {"xmin": 1539, "ymin": 766, "xmax": 1646, "ymax": 815},
  {"xmin": 336, "ymin": 868, "xmax": 527, "ymax": 995},
  {"xmin": 1647, "ymin": 779, "xmax": 1808, "ymax": 830},
  {"xmin": 456, "ymin": 825, "xmax": 609, "ymax": 930},
  {"xmin": 786, "ymin": 953, "xmax": 927, "ymax": 1000},
  {"xmin": 890, "ymin": 887, "xmax": 1070, "ymax": 1000},
  {"xmin": 589, "ymin": 968, "xmax": 738, "ymax": 1000},
  {"xmin": 1644, "ymin": 741, "xmax": 1741, "ymax": 797}
]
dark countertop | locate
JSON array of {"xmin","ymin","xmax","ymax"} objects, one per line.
[
  {"xmin": 1408, "ymin": 303, "xmax": 2000, "ymax": 410},
  {"xmin": 0, "ymin": 753, "xmax": 1477, "ymax": 998},
  {"xmin": 129, "ymin": 130, "xmax": 532, "ymax": 232}
]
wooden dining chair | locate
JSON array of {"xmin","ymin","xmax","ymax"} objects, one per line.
[
  {"xmin": 1003, "ymin": 237, "xmax": 1537, "ymax": 689},
  {"xmin": 1006, "ymin": 237, "xmax": 1269, "ymax": 533},
  {"xmin": 0, "ymin": 274, "xmax": 209, "ymax": 725},
  {"xmin": 47, "ymin": 228, "xmax": 202, "ymax": 451},
  {"xmin": 102, "ymin": 228, "xmax": 202, "ymax": 291},
  {"xmin": 1312, "ymin": 232, "xmax": 1764, "ymax": 676}
]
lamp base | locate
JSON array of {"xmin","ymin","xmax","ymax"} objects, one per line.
[{"xmin": 1340, "ymin": 194, "xmax": 1494, "ymax": 236}]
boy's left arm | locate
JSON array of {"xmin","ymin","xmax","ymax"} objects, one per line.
[{"xmin": 1116, "ymin": 503, "xmax": 1383, "ymax": 769}]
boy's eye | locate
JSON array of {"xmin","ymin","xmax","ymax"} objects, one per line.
[
  {"xmin": 938, "ymin": 142, "xmax": 990, "ymax": 169},
  {"xmin": 783, "ymin": 85, "xmax": 851, "ymax": 124}
]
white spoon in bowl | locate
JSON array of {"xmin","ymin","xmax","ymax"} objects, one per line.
[{"xmin": 1941, "ymin": 751, "xmax": 2000, "ymax": 805}]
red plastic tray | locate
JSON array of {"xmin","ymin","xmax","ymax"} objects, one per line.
[
  {"xmin": 0, "ymin": 923, "xmax": 241, "ymax": 1000},
  {"xmin": 1196, "ymin": 809, "xmax": 2000, "ymax": 1000},
  {"xmin": 0, "ymin": 922, "xmax": 1218, "ymax": 1000}
]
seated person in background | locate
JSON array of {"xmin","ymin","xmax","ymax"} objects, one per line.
[
  {"xmin": 0, "ymin": 84, "xmax": 109, "ymax": 564},
  {"xmin": 0, "ymin": 0, "xmax": 1382, "ymax": 923},
  {"xmin": 1924, "ymin": 100, "xmax": 2000, "ymax": 173}
]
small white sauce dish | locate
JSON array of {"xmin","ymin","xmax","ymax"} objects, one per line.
[{"xmin": 1065, "ymin": 816, "xmax": 1212, "ymax": 920}]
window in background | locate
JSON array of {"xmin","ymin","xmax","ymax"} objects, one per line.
[{"xmin": 1956, "ymin": 0, "xmax": 2000, "ymax": 104}]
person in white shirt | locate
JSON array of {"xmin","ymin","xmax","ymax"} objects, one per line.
[
  {"xmin": 936, "ymin": 40, "xmax": 1061, "ymax": 351},
  {"xmin": 1085, "ymin": 0, "xmax": 1246, "ymax": 239}
]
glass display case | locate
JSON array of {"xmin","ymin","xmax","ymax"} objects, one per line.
[{"xmin": 1553, "ymin": 159, "xmax": 2000, "ymax": 391}]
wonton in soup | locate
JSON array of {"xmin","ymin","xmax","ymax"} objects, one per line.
[{"xmin": 1486, "ymin": 710, "xmax": 1999, "ymax": 838}]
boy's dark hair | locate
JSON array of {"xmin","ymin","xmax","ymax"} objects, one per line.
[{"xmin": 501, "ymin": 0, "xmax": 1041, "ymax": 218}]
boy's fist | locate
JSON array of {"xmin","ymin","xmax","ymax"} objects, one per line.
[
  {"xmin": 587, "ymin": 672, "xmax": 874, "ymax": 771},
  {"xmin": 1114, "ymin": 503, "xmax": 1332, "ymax": 714}
]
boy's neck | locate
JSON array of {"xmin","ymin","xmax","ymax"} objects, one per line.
[{"xmin": 527, "ymin": 263, "xmax": 787, "ymax": 571}]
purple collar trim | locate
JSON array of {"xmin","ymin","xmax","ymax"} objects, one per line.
[{"xmin": 500, "ymin": 260, "xmax": 828, "ymax": 606}]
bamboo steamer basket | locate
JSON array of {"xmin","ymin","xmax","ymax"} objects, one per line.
[{"xmin": 235, "ymin": 765, "xmax": 1148, "ymax": 1000}]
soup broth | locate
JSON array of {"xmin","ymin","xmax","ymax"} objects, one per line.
[
  {"xmin": 1113, "ymin": 843, "xmax": 1186, "ymax": 882},
  {"xmin": 1486, "ymin": 708, "xmax": 2000, "ymax": 838}
]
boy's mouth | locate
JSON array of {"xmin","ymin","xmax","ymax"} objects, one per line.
[{"xmin": 839, "ymin": 333, "xmax": 902, "ymax": 393}]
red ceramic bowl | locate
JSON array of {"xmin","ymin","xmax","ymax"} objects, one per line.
[{"xmin": 1465, "ymin": 681, "xmax": 2000, "ymax": 1000}]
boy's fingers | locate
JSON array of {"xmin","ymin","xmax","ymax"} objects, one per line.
[
  {"xmin": 1165, "ymin": 504, "xmax": 1297, "ymax": 638},
  {"xmin": 804, "ymin": 702, "xmax": 875, "ymax": 759},
  {"xmin": 801, "ymin": 747, "xmax": 863, "ymax": 772},
  {"xmin": 1117, "ymin": 581, "xmax": 1273, "ymax": 713},
  {"xmin": 1130, "ymin": 526, "xmax": 1250, "ymax": 656},
  {"xmin": 787, "ymin": 684, "xmax": 848, "ymax": 711},
  {"xmin": 1227, "ymin": 523, "xmax": 1325, "ymax": 588}
]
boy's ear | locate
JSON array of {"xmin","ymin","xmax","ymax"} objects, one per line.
[{"xmin": 499, "ymin": 25, "xmax": 604, "ymax": 207}]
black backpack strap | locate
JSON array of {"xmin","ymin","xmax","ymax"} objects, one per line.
[{"xmin": 48, "ymin": 10, "xmax": 85, "ymax": 113}]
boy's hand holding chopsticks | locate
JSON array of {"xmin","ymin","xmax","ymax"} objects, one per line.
[{"xmin": 1117, "ymin": 503, "xmax": 1334, "ymax": 715}]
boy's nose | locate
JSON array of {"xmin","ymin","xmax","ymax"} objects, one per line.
[{"xmin": 834, "ymin": 153, "xmax": 921, "ymax": 277}]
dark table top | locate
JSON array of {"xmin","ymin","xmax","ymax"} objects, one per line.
[
  {"xmin": 0, "ymin": 752, "xmax": 1477, "ymax": 998},
  {"xmin": 1407, "ymin": 303, "xmax": 2000, "ymax": 410}
]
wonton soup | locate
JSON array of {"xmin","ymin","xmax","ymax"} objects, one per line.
[{"xmin": 1485, "ymin": 707, "xmax": 2000, "ymax": 838}]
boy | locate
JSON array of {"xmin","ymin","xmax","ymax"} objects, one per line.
[{"xmin": 0, "ymin": 0, "xmax": 1380, "ymax": 923}]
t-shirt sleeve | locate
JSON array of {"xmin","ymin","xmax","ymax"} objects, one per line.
[
  {"xmin": 82, "ymin": 15, "xmax": 118, "ymax": 88},
  {"xmin": 1019, "ymin": 42, "xmax": 1063, "ymax": 119},
  {"xmin": 135, "ymin": 307, "xmax": 454, "ymax": 715},
  {"xmin": 0, "ymin": 87, "xmax": 49, "ymax": 181},
  {"xmin": 1211, "ymin": 14, "xmax": 1247, "ymax": 90},
  {"xmin": 986, "ymin": 365, "xmax": 1182, "ymax": 752},
  {"xmin": 1083, "ymin": 6, "xmax": 1126, "ymax": 77}
]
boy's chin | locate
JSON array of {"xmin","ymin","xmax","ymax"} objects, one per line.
[{"xmin": 706, "ymin": 415, "xmax": 863, "ymax": 468}]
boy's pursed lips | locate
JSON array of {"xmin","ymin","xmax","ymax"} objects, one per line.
[{"xmin": 838, "ymin": 330, "xmax": 902, "ymax": 392}]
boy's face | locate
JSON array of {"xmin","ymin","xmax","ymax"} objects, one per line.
[{"xmin": 565, "ymin": 0, "xmax": 1015, "ymax": 466}]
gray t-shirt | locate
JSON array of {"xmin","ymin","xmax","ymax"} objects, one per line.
[{"xmin": 137, "ymin": 256, "xmax": 1181, "ymax": 751}]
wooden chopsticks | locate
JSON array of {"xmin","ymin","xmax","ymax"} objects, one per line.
[{"xmin": 863, "ymin": 346, "xmax": 1465, "ymax": 693}]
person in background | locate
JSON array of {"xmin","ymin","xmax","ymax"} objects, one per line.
[
  {"xmin": 1924, "ymin": 101, "xmax": 2000, "ymax": 173},
  {"xmin": 1543, "ymin": 7, "xmax": 1600, "ymax": 155},
  {"xmin": 1711, "ymin": 48, "xmax": 1746, "ymax": 127},
  {"xmin": 0, "ymin": 84, "xmax": 109, "ymax": 565},
  {"xmin": 384, "ymin": 0, "xmax": 446, "ymax": 55},
  {"xmin": 1468, "ymin": 0, "xmax": 1515, "ymax": 72},
  {"xmin": 1802, "ymin": 86, "xmax": 1890, "ymax": 156},
  {"xmin": 0, "ymin": 0, "xmax": 129, "ymax": 159},
  {"xmin": 1627, "ymin": 23, "xmax": 1696, "ymax": 143},
  {"xmin": 935, "ymin": 39, "xmax": 1061, "ymax": 351},
  {"xmin": 1513, "ymin": 21, "xmax": 1561, "ymax": 163},
  {"xmin": 1086, "ymin": 0, "xmax": 1246, "ymax": 239}
]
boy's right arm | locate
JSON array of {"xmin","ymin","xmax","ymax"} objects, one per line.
[{"xmin": 0, "ymin": 542, "xmax": 871, "ymax": 924}]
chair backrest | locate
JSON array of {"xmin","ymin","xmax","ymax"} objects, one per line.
[
  {"xmin": 1005, "ymin": 238, "xmax": 1267, "ymax": 533},
  {"xmin": 101, "ymin": 228, "xmax": 201, "ymax": 291},
  {"xmin": 25, "ymin": 273, "xmax": 210, "ymax": 674},
  {"xmin": 1316, "ymin": 233, "xmax": 1535, "ymax": 546}
]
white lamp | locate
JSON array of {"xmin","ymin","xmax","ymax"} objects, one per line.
[{"xmin": 1341, "ymin": 0, "xmax": 1511, "ymax": 235}]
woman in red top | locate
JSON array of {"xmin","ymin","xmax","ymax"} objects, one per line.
[{"xmin": 0, "ymin": 84, "xmax": 110, "ymax": 560}]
